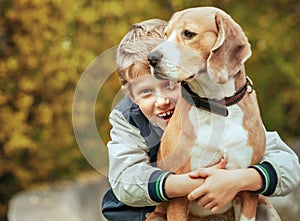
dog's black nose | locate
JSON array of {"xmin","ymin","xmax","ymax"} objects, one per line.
[{"xmin": 148, "ymin": 50, "xmax": 163, "ymax": 68}]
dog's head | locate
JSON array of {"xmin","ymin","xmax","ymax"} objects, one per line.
[{"xmin": 148, "ymin": 7, "xmax": 251, "ymax": 84}]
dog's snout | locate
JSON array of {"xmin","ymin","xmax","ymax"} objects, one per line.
[{"xmin": 148, "ymin": 50, "xmax": 162, "ymax": 67}]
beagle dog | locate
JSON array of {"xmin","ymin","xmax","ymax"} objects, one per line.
[{"xmin": 146, "ymin": 7, "xmax": 281, "ymax": 221}]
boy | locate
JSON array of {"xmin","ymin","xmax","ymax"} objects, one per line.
[{"xmin": 102, "ymin": 19, "xmax": 300, "ymax": 220}]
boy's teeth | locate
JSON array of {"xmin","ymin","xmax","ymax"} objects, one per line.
[{"xmin": 158, "ymin": 111, "xmax": 173, "ymax": 117}]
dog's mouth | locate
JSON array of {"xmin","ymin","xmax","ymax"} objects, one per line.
[
  {"xmin": 151, "ymin": 63, "xmax": 198, "ymax": 83},
  {"xmin": 157, "ymin": 109, "xmax": 174, "ymax": 120},
  {"xmin": 184, "ymin": 74, "xmax": 196, "ymax": 81},
  {"xmin": 151, "ymin": 66, "xmax": 172, "ymax": 81},
  {"xmin": 152, "ymin": 69, "xmax": 196, "ymax": 84}
]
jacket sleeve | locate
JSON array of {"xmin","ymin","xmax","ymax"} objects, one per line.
[
  {"xmin": 107, "ymin": 109, "xmax": 162, "ymax": 207},
  {"xmin": 262, "ymin": 131, "xmax": 300, "ymax": 196}
]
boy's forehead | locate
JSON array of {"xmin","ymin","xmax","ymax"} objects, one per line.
[{"xmin": 130, "ymin": 74, "xmax": 158, "ymax": 86}]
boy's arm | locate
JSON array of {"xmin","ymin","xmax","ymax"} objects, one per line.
[
  {"xmin": 237, "ymin": 130, "xmax": 300, "ymax": 197},
  {"xmin": 261, "ymin": 131, "xmax": 300, "ymax": 196},
  {"xmin": 108, "ymin": 109, "xmax": 161, "ymax": 206}
]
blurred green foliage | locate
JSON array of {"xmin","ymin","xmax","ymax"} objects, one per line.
[{"xmin": 0, "ymin": 0, "xmax": 299, "ymax": 220}]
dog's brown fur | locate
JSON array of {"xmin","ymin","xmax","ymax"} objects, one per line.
[{"xmin": 146, "ymin": 7, "xmax": 281, "ymax": 221}]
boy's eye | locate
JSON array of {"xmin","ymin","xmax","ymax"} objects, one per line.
[
  {"xmin": 142, "ymin": 89, "xmax": 152, "ymax": 94},
  {"xmin": 137, "ymin": 88, "xmax": 152, "ymax": 98}
]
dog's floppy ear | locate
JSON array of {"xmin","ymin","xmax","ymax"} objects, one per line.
[{"xmin": 207, "ymin": 12, "xmax": 251, "ymax": 84}]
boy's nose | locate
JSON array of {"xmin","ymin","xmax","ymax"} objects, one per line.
[{"xmin": 155, "ymin": 96, "xmax": 170, "ymax": 108}]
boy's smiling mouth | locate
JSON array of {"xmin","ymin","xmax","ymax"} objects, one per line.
[{"xmin": 157, "ymin": 109, "xmax": 174, "ymax": 120}]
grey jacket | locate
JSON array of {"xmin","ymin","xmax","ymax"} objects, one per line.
[{"xmin": 107, "ymin": 96, "xmax": 300, "ymax": 207}]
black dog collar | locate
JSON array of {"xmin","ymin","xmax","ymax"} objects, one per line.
[{"xmin": 181, "ymin": 77, "xmax": 253, "ymax": 117}]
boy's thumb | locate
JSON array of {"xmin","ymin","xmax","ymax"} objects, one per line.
[
  {"xmin": 219, "ymin": 158, "xmax": 227, "ymax": 169},
  {"xmin": 189, "ymin": 169, "xmax": 208, "ymax": 178}
]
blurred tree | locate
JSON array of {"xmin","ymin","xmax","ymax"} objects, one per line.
[
  {"xmin": 0, "ymin": 0, "xmax": 299, "ymax": 220},
  {"xmin": 0, "ymin": 0, "xmax": 96, "ymax": 218}
]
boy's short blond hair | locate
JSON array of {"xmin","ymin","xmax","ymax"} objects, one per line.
[{"xmin": 116, "ymin": 19, "xmax": 167, "ymax": 85}]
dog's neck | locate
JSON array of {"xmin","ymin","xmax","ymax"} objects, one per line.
[
  {"xmin": 187, "ymin": 69, "xmax": 246, "ymax": 100},
  {"xmin": 181, "ymin": 69, "xmax": 250, "ymax": 117}
]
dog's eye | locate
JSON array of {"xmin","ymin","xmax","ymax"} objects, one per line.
[{"xmin": 183, "ymin": 30, "xmax": 196, "ymax": 39}]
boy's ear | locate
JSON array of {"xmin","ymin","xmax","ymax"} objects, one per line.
[
  {"xmin": 121, "ymin": 85, "xmax": 130, "ymax": 96},
  {"xmin": 122, "ymin": 85, "xmax": 134, "ymax": 101}
]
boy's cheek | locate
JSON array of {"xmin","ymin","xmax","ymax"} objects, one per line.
[{"xmin": 136, "ymin": 101, "xmax": 152, "ymax": 116}]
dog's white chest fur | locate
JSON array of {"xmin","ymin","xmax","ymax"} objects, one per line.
[{"xmin": 188, "ymin": 105, "xmax": 253, "ymax": 170}]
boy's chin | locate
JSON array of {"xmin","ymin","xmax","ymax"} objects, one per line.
[{"xmin": 151, "ymin": 119, "xmax": 168, "ymax": 130}]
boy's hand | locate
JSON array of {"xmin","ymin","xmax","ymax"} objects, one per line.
[
  {"xmin": 164, "ymin": 159, "xmax": 227, "ymax": 198},
  {"xmin": 189, "ymin": 158, "xmax": 226, "ymax": 180},
  {"xmin": 187, "ymin": 168, "xmax": 241, "ymax": 213},
  {"xmin": 187, "ymin": 158, "xmax": 238, "ymax": 213},
  {"xmin": 187, "ymin": 158, "xmax": 263, "ymax": 213}
]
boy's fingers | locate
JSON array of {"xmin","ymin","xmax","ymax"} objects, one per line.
[
  {"xmin": 219, "ymin": 158, "xmax": 227, "ymax": 169},
  {"xmin": 210, "ymin": 205, "xmax": 221, "ymax": 213},
  {"xmin": 203, "ymin": 201, "xmax": 218, "ymax": 211},
  {"xmin": 206, "ymin": 158, "xmax": 227, "ymax": 169},
  {"xmin": 187, "ymin": 187, "xmax": 205, "ymax": 201}
]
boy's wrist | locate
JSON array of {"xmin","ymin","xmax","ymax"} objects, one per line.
[
  {"xmin": 165, "ymin": 173, "xmax": 205, "ymax": 198},
  {"xmin": 248, "ymin": 162, "xmax": 277, "ymax": 196},
  {"xmin": 242, "ymin": 168, "xmax": 264, "ymax": 192},
  {"xmin": 149, "ymin": 170, "xmax": 172, "ymax": 203},
  {"xmin": 215, "ymin": 168, "xmax": 263, "ymax": 195},
  {"xmin": 164, "ymin": 174, "xmax": 177, "ymax": 198}
]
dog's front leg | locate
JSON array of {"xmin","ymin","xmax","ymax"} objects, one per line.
[
  {"xmin": 167, "ymin": 196, "xmax": 189, "ymax": 221},
  {"xmin": 234, "ymin": 191, "xmax": 258, "ymax": 221},
  {"xmin": 256, "ymin": 196, "xmax": 281, "ymax": 221},
  {"xmin": 146, "ymin": 201, "xmax": 168, "ymax": 221}
]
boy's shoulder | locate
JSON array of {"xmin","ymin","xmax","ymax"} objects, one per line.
[
  {"xmin": 114, "ymin": 95, "xmax": 135, "ymax": 112},
  {"xmin": 112, "ymin": 95, "xmax": 163, "ymax": 156},
  {"xmin": 113, "ymin": 95, "xmax": 142, "ymax": 127},
  {"xmin": 113, "ymin": 96, "xmax": 138, "ymax": 119}
]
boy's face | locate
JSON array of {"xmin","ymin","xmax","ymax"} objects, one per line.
[{"xmin": 129, "ymin": 75, "xmax": 180, "ymax": 130}]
